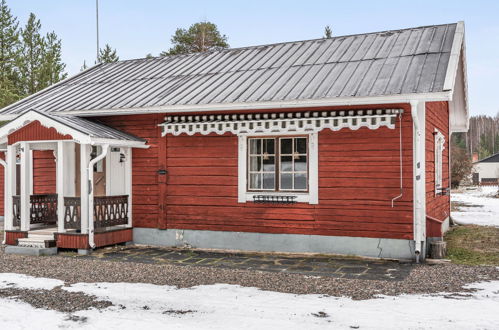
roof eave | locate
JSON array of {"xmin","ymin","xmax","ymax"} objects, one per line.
[{"xmin": 0, "ymin": 91, "xmax": 452, "ymax": 120}]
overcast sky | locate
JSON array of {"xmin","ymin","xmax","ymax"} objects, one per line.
[{"xmin": 9, "ymin": 0, "xmax": 499, "ymax": 116}]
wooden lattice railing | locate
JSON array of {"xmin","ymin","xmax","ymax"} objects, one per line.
[
  {"xmin": 64, "ymin": 197, "xmax": 81, "ymax": 230},
  {"xmin": 30, "ymin": 194, "xmax": 58, "ymax": 225},
  {"xmin": 94, "ymin": 195, "xmax": 129, "ymax": 229},
  {"xmin": 12, "ymin": 196, "xmax": 20, "ymax": 227}
]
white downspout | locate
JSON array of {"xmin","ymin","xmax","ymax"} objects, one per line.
[
  {"xmin": 411, "ymin": 100, "xmax": 425, "ymax": 262},
  {"xmin": 0, "ymin": 156, "xmax": 7, "ymax": 244},
  {"xmin": 87, "ymin": 144, "xmax": 109, "ymax": 249}
]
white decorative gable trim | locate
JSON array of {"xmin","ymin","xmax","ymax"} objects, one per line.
[
  {"xmin": 161, "ymin": 109, "xmax": 403, "ymax": 136},
  {"xmin": 434, "ymin": 129, "xmax": 445, "ymax": 195}
]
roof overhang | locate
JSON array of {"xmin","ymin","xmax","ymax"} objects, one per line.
[
  {"xmin": 444, "ymin": 21, "xmax": 469, "ymax": 133},
  {"xmin": 0, "ymin": 110, "xmax": 148, "ymax": 148}
]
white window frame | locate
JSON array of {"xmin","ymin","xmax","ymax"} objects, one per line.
[
  {"xmin": 434, "ymin": 129, "xmax": 445, "ymax": 196},
  {"xmin": 238, "ymin": 132, "xmax": 318, "ymax": 204}
]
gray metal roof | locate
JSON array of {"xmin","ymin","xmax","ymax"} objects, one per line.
[
  {"xmin": 0, "ymin": 23, "xmax": 458, "ymax": 116},
  {"xmin": 37, "ymin": 111, "xmax": 145, "ymax": 142}
]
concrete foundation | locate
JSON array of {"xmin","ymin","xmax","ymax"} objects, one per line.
[
  {"xmin": 133, "ymin": 228, "xmax": 416, "ymax": 260},
  {"xmin": 77, "ymin": 249, "xmax": 91, "ymax": 255},
  {"xmin": 5, "ymin": 246, "xmax": 58, "ymax": 256}
]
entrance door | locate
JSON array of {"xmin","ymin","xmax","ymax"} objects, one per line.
[{"xmin": 74, "ymin": 145, "xmax": 106, "ymax": 196}]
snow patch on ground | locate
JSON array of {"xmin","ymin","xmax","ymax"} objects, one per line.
[
  {"xmin": 0, "ymin": 273, "xmax": 63, "ymax": 290},
  {"xmin": 451, "ymin": 186, "xmax": 499, "ymax": 227},
  {"xmin": 0, "ymin": 273, "xmax": 499, "ymax": 329}
]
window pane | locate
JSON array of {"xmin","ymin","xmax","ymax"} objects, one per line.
[
  {"xmin": 294, "ymin": 155, "xmax": 307, "ymax": 171},
  {"xmin": 249, "ymin": 174, "xmax": 261, "ymax": 189},
  {"xmin": 249, "ymin": 156, "xmax": 261, "ymax": 171},
  {"xmin": 249, "ymin": 139, "xmax": 261, "ymax": 154},
  {"xmin": 280, "ymin": 156, "xmax": 293, "ymax": 171},
  {"xmin": 263, "ymin": 139, "xmax": 275, "ymax": 155},
  {"xmin": 280, "ymin": 173, "xmax": 292, "ymax": 189},
  {"xmin": 294, "ymin": 173, "xmax": 307, "ymax": 190},
  {"xmin": 295, "ymin": 138, "xmax": 307, "ymax": 153},
  {"xmin": 263, "ymin": 156, "xmax": 275, "ymax": 171},
  {"xmin": 263, "ymin": 173, "xmax": 275, "ymax": 189},
  {"xmin": 280, "ymin": 138, "xmax": 292, "ymax": 154}
]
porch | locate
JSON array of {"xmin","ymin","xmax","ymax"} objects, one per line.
[{"xmin": 0, "ymin": 110, "xmax": 147, "ymax": 253}]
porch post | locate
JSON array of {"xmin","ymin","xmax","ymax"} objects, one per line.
[
  {"xmin": 19, "ymin": 142, "xmax": 31, "ymax": 232},
  {"xmin": 5, "ymin": 145, "xmax": 16, "ymax": 231},
  {"xmin": 80, "ymin": 144, "xmax": 91, "ymax": 234},
  {"xmin": 124, "ymin": 147, "xmax": 132, "ymax": 227},
  {"xmin": 57, "ymin": 141, "xmax": 65, "ymax": 233}
]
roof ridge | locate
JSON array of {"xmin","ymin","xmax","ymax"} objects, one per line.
[{"xmin": 115, "ymin": 22, "xmax": 459, "ymax": 64}]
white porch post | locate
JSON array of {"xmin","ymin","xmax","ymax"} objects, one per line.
[
  {"xmin": 56, "ymin": 141, "xmax": 65, "ymax": 233},
  {"xmin": 80, "ymin": 144, "xmax": 91, "ymax": 234},
  {"xmin": 124, "ymin": 147, "xmax": 132, "ymax": 227},
  {"xmin": 56, "ymin": 141, "xmax": 76, "ymax": 233},
  {"xmin": 19, "ymin": 142, "xmax": 31, "ymax": 232},
  {"xmin": 4, "ymin": 145, "xmax": 16, "ymax": 231}
]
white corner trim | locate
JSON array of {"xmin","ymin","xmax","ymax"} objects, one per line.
[
  {"xmin": 443, "ymin": 21, "xmax": 465, "ymax": 92},
  {"xmin": 237, "ymin": 132, "xmax": 318, "ymax": 205}
]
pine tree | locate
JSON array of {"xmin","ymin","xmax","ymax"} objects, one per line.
[
  {"xmin": 98, "ymin": 44, "xmax": 119, "ymax": 63},
  {"xmin": 324, "ymin": 25, "xmax": 332, "ymax": 38},
  {"xmin": 16, "ymin": 13, "xmax": 44, "ymax": 95},
  {"xmin": 39, "ymin": 31, "xmax": 66, "ymax": 89},
  {"xmin": 0, "ymin": 0, "xmax": 20, "ymax": 106},
  {"xmin": 80, "ymin": 60, "xmax": 88, "ymax": 71},
  {"xmin": 161, "ymin": 21, "xmax": 229, "ymax": 56}
]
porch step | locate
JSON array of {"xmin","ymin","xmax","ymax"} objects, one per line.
[
  {"xmin": 5, "ymin": 245, "xmax": 57, "ymax": 256},
  {"xmin": 27, "ymin": 233, "xmax": 55, "ymax": 240},
  {"xmin": 17, "ymin": 237, "xmax": 56, "ymax": 248}
]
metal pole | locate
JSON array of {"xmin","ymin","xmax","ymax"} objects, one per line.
[{"xmin": 96, "ymin": 0, "xmax": 99, "ymax": 63}]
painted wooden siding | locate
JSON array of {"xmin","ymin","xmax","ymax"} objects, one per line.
[
  {"xmin": 94, "ymin": 114, "xmax": 162, "ymax": 228},
  {"xmin": 164, "ymin": 107, "xmax": 414, "ymax": 239},
  {"xmin": 33, "ymin": 150, "xmax": 57, "ymax": 194},
  {"xmin": 8, "ymin": 120, "xmax": 72, "ymax": 144},
  {"xmin": 425, "ymin": 101, "xmax": 450, "ymax": 236},
  {"xmin": 0, "ymin": 153, "xmax": 4, "ymax": 216}
]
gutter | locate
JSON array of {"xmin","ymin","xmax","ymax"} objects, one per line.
[
  {"xmin": 410, "ymin": 100, "xmax": 425, "ymax": 262},
  {"xmin": 87, "ymin": 144, "xmax": 109, "ymax": 249}
]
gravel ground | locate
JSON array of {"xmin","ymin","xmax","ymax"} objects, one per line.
[
  {"xmin": 0, "ymin": 247, "xmax": 498, "ymax": 305},
  {"xmin": 0, "ymin": 287, "xmax": 112, "ymax": 312}
]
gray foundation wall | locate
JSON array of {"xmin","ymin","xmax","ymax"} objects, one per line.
[{"xmin": 133, "ymin": 228, "xmax": 416, "ymax": 260}]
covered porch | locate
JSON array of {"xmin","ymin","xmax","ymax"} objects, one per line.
[{"xmin": 0, "ymin": 110, "xmax": 147, "ymax": 253}]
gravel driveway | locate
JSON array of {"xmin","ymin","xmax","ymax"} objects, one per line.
[{"xmin": 1, "ymin": 246, "xmax": 498, "ymax": 312}]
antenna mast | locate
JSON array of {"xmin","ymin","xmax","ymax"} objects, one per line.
[{"xmin": 96, "ymin": 0, "xmax": 100, "ymax": 63}]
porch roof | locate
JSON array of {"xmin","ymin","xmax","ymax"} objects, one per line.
[{"xmin": 0, "ymin": 110, "xmax": 147, "ymax": 147}]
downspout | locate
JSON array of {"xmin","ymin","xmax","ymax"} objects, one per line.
[
  {"xmin": 87, "ymin": 144, "xmax": 109, "ymax": 249},
  {"xmin": 391, "ymin": 114, "xmax": 403, "ymax": 207},
  {"xmin": 411, "ymin": 100, "xmax": 424, "ymax": 262},
  {"xmin": 0, "ymin": 156, "xmax": 6, "ymax": 245}
]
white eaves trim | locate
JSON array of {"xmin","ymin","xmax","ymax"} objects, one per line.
[
  {"xmin": 0, "ymin": 110, "xmax": 148, "ymax": 148},
  {"xmin": 443, "ymin": 21, "xmax": 465, "ymax": 92},
  {"xmin": 0, "ymin": 92, "xmax": 452, "ymax": 121}
]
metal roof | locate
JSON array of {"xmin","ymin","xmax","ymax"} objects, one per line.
[
  {"xmin": 0, "ymin": 110, "xmax": 145, "ymax": 143},
  {"xmin": 0, "ymin": 23, "xmax": 458, "ymax": 116},
  {"xmin": 475, "ymin": 153, "xmax": 499, "ymax": 164}
]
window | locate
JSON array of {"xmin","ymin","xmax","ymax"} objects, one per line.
[
  {"xmin": 434, "ymin": 130, "xmax": 445, "ymax": 195},
  {"xmin": 239, "ymin": 134, "xmax": 318, "ymax": 204},
  {"xmin": 248, "ymin": 137, "xmax": 308, "ymax": 192}
]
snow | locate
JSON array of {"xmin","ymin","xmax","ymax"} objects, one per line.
[
  {"xmin": 1, "ymin": 273, "xmax": 499, "ymax": 329},
  {"xmin": 451, "ymin": 186, "xmax": 499, "ymax": 227},
  {"xmin": 0, "ymin": 273, "xmax": 63, "ymax": 290}
]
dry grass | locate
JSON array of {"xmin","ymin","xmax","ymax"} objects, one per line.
[{"xmin": 445, "ymin": 225, "xmax": 499, "ymax": 266}]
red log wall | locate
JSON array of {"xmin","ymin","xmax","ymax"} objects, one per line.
[
  {"xmin": 33, "ymin": 150, "xmax": 57, "ymax": 194},
  {"xmin": 8, "ymin": 120, "xmax": 72, "ymax": 145},
  {"xmin": 425, "ymin": 101, "xmax": 451, "ymax": 237}
]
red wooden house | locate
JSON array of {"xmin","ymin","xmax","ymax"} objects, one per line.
[{"xmin": 0, "ymin": 22, "xmax": 468, "ymax": 261}]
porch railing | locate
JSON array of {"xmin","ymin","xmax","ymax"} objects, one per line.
[
  {"xmin": 30, "ymin": 194, "xmax": 58, "ymax": 225},
  {"xmin": 12, "ymin": 194, "xmax": 58, "ymax": 227},
  {"xmin": 63, "ymin": 197, "xmax": 81, "ymax": 230},
  {"xmin": 13, "ymin": 194, "xmax": 129, "ymax": 231},
  {"xmin": 94, "ymin": 195, "xmax": 129, "ymax": 229}
]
